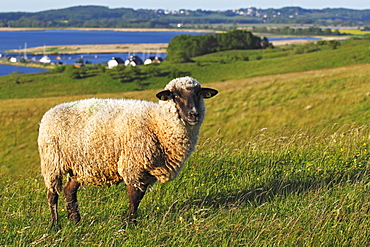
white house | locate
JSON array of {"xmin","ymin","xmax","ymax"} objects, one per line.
[
  {"xmin": 144, "ymin": 56, "xmax": 163, "ymax": 65},
  {"xmin": 124, "ymin": 55, "xmax": 144, "ymax": 66},
  {"xmin": 9, "ymin": 57, "xmax": 17, "ymax": 63},
  {"xmin": 107, "ymin": 57, "xmax": 125, "ymax": 68}
]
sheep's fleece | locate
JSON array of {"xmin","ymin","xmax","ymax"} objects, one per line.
[{"xmin": 38, "ymin": 77, "xmax": 210, "ymax": 193}]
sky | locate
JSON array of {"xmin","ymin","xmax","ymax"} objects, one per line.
[{"xmin": 1, "ymin": 0, "xmax": 369, "ymax": 13}]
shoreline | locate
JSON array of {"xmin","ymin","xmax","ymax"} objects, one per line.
[
  {"xmin": 0, "ymin": 27, "xmax": 208, "ymax": 55},
  {"xmin": 0, "ymin": 60, "xmax": 53, "ymax": 69},
  {"xmin": 1, "ymin": 28, "xmax": 349, "ymax": 55},
  {"xmin": 6, "ymin": 43, "xmax": 168, "ymax": 55},
  {"xmin": 5, "ymin": 36, "xmax": 348, "ymax": 55}
]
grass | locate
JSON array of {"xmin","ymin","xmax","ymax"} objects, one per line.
[
  {"xmin": 0, "ymin": 39, "xmax": 370, "ymax": 246},
  {"xmin": 1, "ymin": 126, "xmax": 369, "ymax": 246},
  {"xmin": 45, "ymin": 47, "xmax": 80, "ymax": 53},
  {"xmin": 0, "ymin": 38, "xmax": 370, "ymax": 99}
]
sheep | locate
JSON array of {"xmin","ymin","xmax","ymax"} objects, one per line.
[{"xmin": 38, "ymin": 76, "xmax": 218, "ymax": 228}]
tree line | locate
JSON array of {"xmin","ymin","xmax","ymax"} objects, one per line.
[
  {"xmin": 252, "ymin": 26, "xmax": 346, "ymax": 36},
  {"xmin": 1, "ymin": 6, "xmax": 370, "ymax": 29},
  {"xmin": 166, "ymin": 30, "xmax": 270, "ymax": 63}
]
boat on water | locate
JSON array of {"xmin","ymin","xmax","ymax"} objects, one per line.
[
  {"xmin": 39, "ymin": 45, "xmax": 51, "ymax": 64},
  {"xmin": 39, "ymin": 55, "xmax": 51, "ymax": 64}
]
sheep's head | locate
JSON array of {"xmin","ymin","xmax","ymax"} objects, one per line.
[{"xmin": 156, "ymin": 77, "xmax": 218, "ymax": 126}]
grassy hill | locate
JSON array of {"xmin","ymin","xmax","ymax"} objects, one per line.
[
  {"xmin": 0, "ymin": 39, "xmax": 369, "ymax": 246},
  {"xmin": 1, "ymin": 6, "xmax": 370, "ymax": 28},
  {"xmin": 1, "ymin": 38, "xmax": 370, "ymax": 99}
]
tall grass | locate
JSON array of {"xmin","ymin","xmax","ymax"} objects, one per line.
[
  {"xmin": 1, "ymin": 126, "xmax": 369, "ymax": 246},
  {"xmin": 201, "ymin": 63, "xmax": 370, "ymax": 141},
  {"xmin": 0, "ymin": 40, "xmax": 370, "ymax": 246}
]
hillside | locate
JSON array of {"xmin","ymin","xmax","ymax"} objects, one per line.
[
  {"xmin": 1, "ymin": 62, "xmax": 369, "ymax": 173},
  {"xmin": 0, "ymin": 39, "xmax": 369, "ymax": 246},
  {"xmin": 0, "ymin": 5, "xmax": 370, "ymax": 29},
  {"xmin": 0, "ymin": 38, "xmax": 369, "ymax": 99},
  {"xmin": 1, "ymin": 63, "xmax": 369, "ymax": 245}
]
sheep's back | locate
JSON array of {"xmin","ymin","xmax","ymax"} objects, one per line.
[{"xmin": 38, "ymin": 98, "xmax": 158, "ymax": 187}]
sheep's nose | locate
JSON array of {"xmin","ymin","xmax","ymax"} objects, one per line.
[
  {"xmin": 188, "ymin": 109, "xmax": 199, "ymax": 123},
  {"xmin": 188, "ymin": 109, "xmax": 199, "ymax": 118}
]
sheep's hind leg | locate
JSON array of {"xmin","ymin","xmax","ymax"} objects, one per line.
[
  {"xmin": 125, "ymin": 184, "xmax": 148, "ymax": 224},
  {"xmin": 47, "ymin": 188, "xmax": 59, "ymax": 229},
  {"xmin": 64, "ymin": 177, "xmax": 81, "ymax": 223}
]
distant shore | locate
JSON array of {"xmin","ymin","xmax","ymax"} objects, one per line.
[
  {"xmin": 6, "ymin": 43, "xmax": 168, "ymax": 55},
  {"xmin": 0, "ymin": 27, "xmax": 208, "ymax": 54},
  {"xmin": 5, "ymin": 37, "xmax": 348, "ymax": 55},
  {"xmin": 1, "ymin": 27, "xmax": 348, "ymax": 55},
  {"xmin": 270, "ymin": 36, "xmax": 348, "ymax": 46}
]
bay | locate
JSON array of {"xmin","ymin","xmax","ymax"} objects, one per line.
[
  {"xmin": 0, "ymin": 64, "xmax": 47, "ymax": 76},
  {"xmin": 0, "ymin": 30, "xmax": 209, "ymax": 51},
  {"xmin": 0, "ymin": 29, "xmax": 210, "ymax": 76},
  {"xmin": 0, "ymin": 30, "xmax": 320, "ymax": 76}
]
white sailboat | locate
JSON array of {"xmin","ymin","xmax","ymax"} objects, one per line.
[
  {"xmin": 39, "ymin": 45, "xmax": 51, "ymax": 64},
  {"xmin": 23, "ymin": 42, "xmax": 28, "ymax": 60}
]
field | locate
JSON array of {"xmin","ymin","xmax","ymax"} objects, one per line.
[
  {"xmin": 337, "ymin": 29, "xmax": 370, "ymax": 35},
  {"xmin": 0, "ymin": 38, "xmax": 369, "ymax": 246}
]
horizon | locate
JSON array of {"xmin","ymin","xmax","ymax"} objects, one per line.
[
  {"xmin": 3, "ymin": 5, "xmax": 370, "ymax": 12},
  {"xmin": 1, "ymin": 0, "xmax": 369, "ymax": 13}
]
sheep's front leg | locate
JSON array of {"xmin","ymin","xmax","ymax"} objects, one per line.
[
  {"xmin": 126, "ymin": 184, "xmax": 147, "ymax": 223},
  {"xmin": 64, "ymin": 177, "xmax": 81, "ymax": 223},
  {"xmin": 47, "ymin": 188, "xmax": 59, "ymax": 229}
]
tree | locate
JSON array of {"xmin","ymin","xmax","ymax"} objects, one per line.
[
  {"xmin": 114, "ymin": 65, "xmax": 131, "ymax": 83},
  {"xmin": 166, "ymin": 30, "xmax": 264, "ymax": 63},
  {"xmin": 328, "ymin": 40, "xmax": 340, "ymax": 49}
]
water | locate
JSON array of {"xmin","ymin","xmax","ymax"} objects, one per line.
[
  {"xmin": 269, "ymin": 37, "xmax": 320, "ymax": 42},
  {"xmin": 0, "ymin": 30, "xmax": 320, "ymax": 76},
  {"xmin": 0, "ymin": 30, "xmax": 208, "ymax": 50},
  {"xmin": 0, "ymin": 29, "xmax": 210, "ymax": 76},
  {"xmin": 0, "ymin": 64, "xmax": 47, "ymax": 76}
]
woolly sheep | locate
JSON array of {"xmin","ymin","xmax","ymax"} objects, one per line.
[{"xmin": 38, "ymin": 76, "xmax": 218, "ymax": 228}]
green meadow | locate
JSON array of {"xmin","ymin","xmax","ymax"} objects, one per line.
[{"xmin": 0, "ymin": 38, "xmax": 369, "ymax": 246}]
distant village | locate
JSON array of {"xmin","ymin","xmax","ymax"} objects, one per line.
[
  {"xmin": 107, "ymin": 55, "xmax": 163, "ymax": 68},
  {"xmin": 0, "ymin": 51, "xmax": 164, "ymax": 68}
]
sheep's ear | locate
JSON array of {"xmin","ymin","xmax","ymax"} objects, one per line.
[
  {"xmin": 200, "ymin": 88, "xmax": 218, "ymax": 99},
  {"xmin": 156, "ymin": 90, "xmax": 173, "ymax": 101}
]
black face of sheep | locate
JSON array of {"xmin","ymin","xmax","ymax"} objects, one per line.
[{"xmin": 156, "ymin": 87, "xmax": 218, "ymax": 125}]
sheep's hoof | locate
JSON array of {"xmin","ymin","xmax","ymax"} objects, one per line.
[
  {"xmin": 49, "ymin": 222, "xmax": 61, "ymax": 232},
  {"xmin": 122, "ymin": 215, "xmax": 138, "ymax": 228},
  {"xmin": 67, "ymin": 212, "xmax": 81, "ymax": 223}
]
